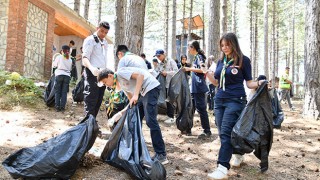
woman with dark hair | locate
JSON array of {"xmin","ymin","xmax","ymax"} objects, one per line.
[
  {"xmin": 184, "ymin": 41, "xmax": 211, "ymax": 138},
  {"xmin": 180, "ymin": 54, "xmax": 191, "ymax": 76},
  {"xmin": 206, "ymin": 33, "xmax": 265, "ymax": 179}
]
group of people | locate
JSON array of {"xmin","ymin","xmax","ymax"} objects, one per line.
[{"xmin": 50, "ymin": 20, "xmax": 292, "ymax": 179}]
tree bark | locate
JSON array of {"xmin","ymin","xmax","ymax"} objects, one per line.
[
  {"xmin": 125, "ymin": 0, "xmax": 146, "ymax": 55},
  {"xmin": 303, "ymin": 0, "xmax": 320, "ymax": 120},
  {"xmin": 180, "ymin": 0, "xmax": 186, "ymax": 57},
  {"xmin": 98, "ymin": 0, "xmax": 102, "ymax": 23},
  {"xmin": 74, "ymin": 0, "xmax": 80, "ymax": 14},
  {"xmin": 263, "ymin": 0, "xmax": 269, "ymax": 79},
  {"xmin": 114, "ymin": 0, "xmax": 126, "ymax": 70},
  {"xmin": 271, "ymin": 0, "xmax": 276, "ymax": 88},
  {"xmin": 188, "ymin": 0, "xmax": 193, "ymax": 41},
  {"xmin": 84, "ymin": 0, "xmax": 90, "ymax": 20},
  {"xmin": 291, "ymin": 0, "xmax": 296, "ymax": 93},
  {"xmin": 221, "ymin": 0, "xmax": 228, "ymax": 35},
  {"xmin": 207, "ymin": 0, "xmax": 220, "ymax": 60},
  {"xmin": 164, "ymin": 0, "xmax": 169, "ymax": 54},
  {"xmin": 172, "ymin": 0, "xmax": 177, "ymax": 60},
  {"xmin": 232, "ymin": 0, "xmax": 237, "ymax": 34}
]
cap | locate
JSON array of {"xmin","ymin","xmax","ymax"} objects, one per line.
[
  {"xmin": 285, "ymin": 66, "xmax": 290, "ymax": 70},
  {"xmin": 62, "ymin": 45, "xmax": 70, "ymax": 50},
  {"xmin": 154, "ymin": 49, "xmax": 165, "ymax": 57}
]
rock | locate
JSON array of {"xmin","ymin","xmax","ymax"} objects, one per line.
[
  {"xmin": 174, "ymin": 170, "xmax": 183, "ymax": 176},
  {"xmin": 175, "ymin": 166, "xmax": 180, "ymax": 170},
  {"xmin": 306, "ymin": 139, "xmax": 312, "ymax": 143}
]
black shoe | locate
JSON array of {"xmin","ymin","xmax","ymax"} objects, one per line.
[
  {"xmin": 181, "ymin": 130, "xmax": 192, "ymax": 136},
  {"xmin": 60, "ymin": 107, "xmax": 65, "ymax": 112},
  {"xmin": 55, "ymin": 107, "xmax": 61, "ymax": 112},
  {"xmin": 152, "ymin": 153, "xmax": 169, "ymax": 165},
  {"xmin": 198, "ymin": 131, "xmax": 212, "ymax": 139}
]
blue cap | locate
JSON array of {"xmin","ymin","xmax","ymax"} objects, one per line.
[{"xmin": 154, "ymin": 49, "xmax": 165, "ymax": 57}]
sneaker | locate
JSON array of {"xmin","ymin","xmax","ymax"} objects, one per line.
[
  {"xmin": 198, "ymin": 131, "xmax": 212, "ymax": 139},
  {"xmin": 152, "ymin": 153, "xmax": 169, "ymax": 165},
  {"xmin": 208, "ymin": 164, "xmax": 228, "ymax": 179},
  {"xmin": 231, "ymin": 154, "xmax": 244, "ymax": 167},
  {"xmin": 164, "ymin": 117, "xmax": 175, "ymax": 124}
]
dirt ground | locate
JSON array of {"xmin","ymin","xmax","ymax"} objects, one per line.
[{"xmin": 0, "ymin": 96, "xmax": 319, "ymax": 180}]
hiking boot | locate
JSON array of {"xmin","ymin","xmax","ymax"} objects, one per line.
[
  {"xmin": 152, "ymin": 153, "xmax": 169, "ymax": 165},
  {"xmin": 198, "ymin": 131, "xmax": 212, "ymax": 139},
  {"xmin": 208, "ymin": 164, "xmax": 228, "ymax": 179},
  {"xmin": 231, "ymin": 154, "xmax": 244, "ymax": 167},
  {"xmin": 164, "ymin": 117, "xmax": 175, "ymax": 124}
]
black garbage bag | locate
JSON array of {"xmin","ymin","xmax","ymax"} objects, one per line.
[
  {"xmin": 167, "ymin": 69, "xmax": 194, "ymax": 132},
  {"xmin": 101, "ymin": 106, "xmax": 166, "ymax": 180},
  {"xmin": 157, "ymin": 74, "xmax": 167, "ymax": 114},
  {"xmin": 72, "ymin": 76, "xmax": 85, "ymax": 103},
  {"xmin": 270, "ymin": 88, "xmax": 284, "ymax": 129},
  {"xmin": 43, "ymin": 74, "xmax": 55, "ymax": 107},
  {"xmin": 2, "ymin": 115, "xmax": 99, "ymax": 179},
  {"xmin": 231, "ymin": 81, "xmax": 273, "ymax": 172}
]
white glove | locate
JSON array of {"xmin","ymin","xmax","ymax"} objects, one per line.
[
  {"xmin": 107, "ymin": 111, "xmax": 123, "ymax": 128},
  {"xmin": 89, "ymin": 66, "xmax": 99, "ymax": 76}
]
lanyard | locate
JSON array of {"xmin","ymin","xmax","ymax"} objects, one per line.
[{"xmin": 219, "ymin": 56, "xmax": 234, "ymax": 91}]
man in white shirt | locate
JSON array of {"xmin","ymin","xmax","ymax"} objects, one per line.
[{"xmin": 82, "ymin": 21, "xmax": 110, "ymax": 118}]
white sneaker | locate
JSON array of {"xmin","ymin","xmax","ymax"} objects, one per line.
[
  {"xmin": 164, "ymin": 117, "xmax": 175, "ymax": 124},
  {"xmin": 231, "ymin": 154, "xmax": 244, "ymax": 167},
  {"xmin": 208, "ymin": 164, "xmax": 228, "ymax": 179}
]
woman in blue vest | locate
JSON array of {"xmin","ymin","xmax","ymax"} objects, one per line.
[{"xmin": 206, "ymin": 33, "xmax": 264, "ymax": 179}]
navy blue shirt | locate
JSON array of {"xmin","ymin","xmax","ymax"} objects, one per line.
[
  {"xmin": 145, "ymin": 60, "xmax": 152, "ymax": 69},
  {"xmin": 214, "ymin": 55, "xmax": 252, "ymax": 98},
  {"xmin": 191, "ymin": 54, "xmax": 209, "ymax": 93}
]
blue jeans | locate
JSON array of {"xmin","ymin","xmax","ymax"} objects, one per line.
[
  {"xmin": 54, "ymin": 75, "xmax": 70, "ymax": 109},
  {"xmin": 192, "ymin": 93, "xmax": 211, "ymax": 133},
  {"xmin": 138, "ymin": 85, "xmax": 166, "ymax": 155},
  {"xmin": 214, "ymin": 97, "xmax": 246, "ymax": 169}
]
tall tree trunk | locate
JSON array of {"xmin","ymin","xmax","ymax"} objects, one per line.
[
  {"xmin": 188, "ymin": 0, "xmax": 193, "ymax": 62},
  {"xmin": 172, "ymin": 0, "xmax": 177, "ymax": 60},
  {"xmin": 114, "ymin": 0, "xmax": 126, "ymax": 70},
  {"xmin": 164, "ymin": 0, "xmax": 169, "ymax": 54},
  {"xmin": 208, "ymin": 0, "xmax": 220, "ymax": 60},
  {"xmin": 202, "ymin": 3, "xmax": 205, "ymax": 51},
  {"xmin": 291, "ymin": 0, "xmax": 296, "ymax": 94},
  {"xmin": 250, "ymin": 0, "xmax": 256, "ymax": 78},
  {"xmin": 125, "ymin": 0, "xmax": 146, "ymax": 55},
  {"xmin": 98, "ymin": 0, "xmax": 102, "ymax": 23},
  {"xmin": 304, "ymin": 0, "xmax": 320, "ymax": 120},
  {"xmin": 188, "ymin": 0, "xmax": 193, "ymax": 41},
  {"xmin": 276, "ymin": 10, "xmax": 279, "ymax": 77},
  {"xmin": 221, "ymin": 0, "xmax": 228, "ymax": 35},
  {"xmin": 254, "ymin": 4, "xmax": 258, "ymax": 78},
  {"xmin": 271, "ymin": 0, "xmax": 276, "ymax": 88},
  {"xmin": 263, "ymin": 0, "xmax": 269, "ymax": 79},
  {"xmin": 84, "ymin": 0, "xmax": 90, "ymax": 20},
  {"xmin": 180, "ymin": 0, "xmax": 186, "ymax": 57},
  {"xmin": 74, "ymin": 0, "xmax": 80, "ymax": 14},
  {"xmin": 232, "ymin": 0, "xmax": 237, "ymax": 34}
]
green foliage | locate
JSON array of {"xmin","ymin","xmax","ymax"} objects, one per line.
[{"xmin": 0, "ymin": 71, "xmax": 43, "ymax": 109}]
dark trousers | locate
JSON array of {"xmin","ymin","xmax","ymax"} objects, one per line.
[
  {"xmin": 207, "ymin": 84, "xmax": 216, "ymax": 110},
  {"xmin": 166, "ymin": 88, "xmax": 175, "ymax": 118},
  {"xmin": 84, "ymin": 68, "xmax": 106, "ymax": 118},
  {"xmin": 138, "ymin": 86, "xmax": 166, "ymax": 155},
  {"xmin": 214, "ymin": 97, "xmax": 246, "ymax": 169},
  {"xmin": 192, "ymin": 93, "xmax": 211, "ymax": 133},
  {"xmin": 54, "ymin": 75, "xmax": 70, "ymax": 109},
  {"xmin": 279, "ymin": 89, "xmax": 293, "ymax": 108}
]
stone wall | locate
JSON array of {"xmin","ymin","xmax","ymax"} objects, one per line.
[
  {"xmin": 0, "ymin": 0, "xmax": 9, "ymax": 70},
  {"xmin": 23, "ymin": 2, "xmax": 48, "ymax": 78}
]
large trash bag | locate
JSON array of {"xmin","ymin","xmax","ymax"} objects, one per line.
[
  {"xmin": 2, "ymin": 115, "xmax": 99, "ymax": 179},
  {"xmin": 167, "ymin": 69, "xmax": 194, "ymax": 132},
  {"xmin": 231, "ymin": 81, "xmax": 273, "ymax": 172},
  {"xmin": 105, "ymin": 90, "xmax": 129, "ymax": 119},
  {"xmin": 101, "ymin": 106, "xmax": 166, "ymax": 180},
  {"xmin": 157, "ymin": 74, "xmax": 167, "ymax": 114},
  {"xmin": 270, "ymin": 88, "xmax": 284, "ymax": 129},
  {"xmin": 43, "ymin": 74, "xmax": 55, "ymax": 107},
  {"xmin": 72, "ymin": 76, "xmax": 85, "ymax": 103}
]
